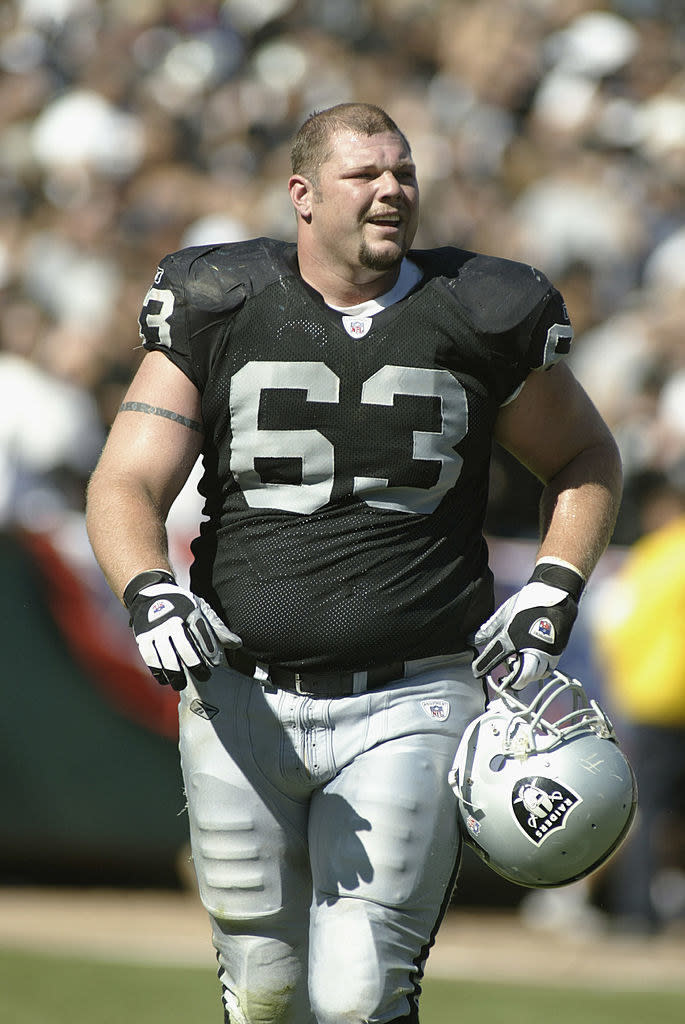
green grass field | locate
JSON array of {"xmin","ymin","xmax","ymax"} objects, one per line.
[{"xmin": 2, "ymin": 948, "xmax": 684, "ymax": 1024}]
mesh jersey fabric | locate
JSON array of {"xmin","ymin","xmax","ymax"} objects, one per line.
[{"xmin": 138, "ymin": 238, "xmax": 572, "ymax": 671}]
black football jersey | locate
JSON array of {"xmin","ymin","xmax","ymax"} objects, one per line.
[{"xmin": 138, "ymin": 238, "xmax": 572, "ymax": 671}]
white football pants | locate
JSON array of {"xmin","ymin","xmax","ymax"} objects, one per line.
[{"xmin": 178, "ymin": 653, "xmax": 485, "ymax": 1024}]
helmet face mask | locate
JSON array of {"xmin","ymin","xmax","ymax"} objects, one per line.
[{"xmin": 449, "ymin": 671, "xmax": 637, "ymax": 888}]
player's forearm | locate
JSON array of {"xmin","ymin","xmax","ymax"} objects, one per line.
[
  {"xmin": 536, "ymin": 437, "xmax": 623, "ymax": 580},
  {"xmin": 85, "ymin": 471, "xmax": 173, "ymax": 603}
]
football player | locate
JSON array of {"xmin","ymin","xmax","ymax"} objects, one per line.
[{"xmin": 86, "ymin": 103, "xmax": 623, "ymax": 1024}]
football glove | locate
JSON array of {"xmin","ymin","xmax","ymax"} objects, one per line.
[
  {"xmin": 123, "ymin": 570, "xmax": 241, "ymax": 690},
  {"xmin": 471, "ymin": 560, "xmax": 585, "ymax": 689}
]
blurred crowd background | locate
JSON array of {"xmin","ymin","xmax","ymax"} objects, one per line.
[
  {"xmin": 1, "ymin": 0, "xmax": 685, "ymax": 931},
  {"xmin": 1, "ymin": 0, "xmax": 684, "ymax": 538}
]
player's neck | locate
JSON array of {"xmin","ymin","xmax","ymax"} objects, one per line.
[{"xmin": 296, "ymin": 250, "xmax": 402, "ymax": 308}]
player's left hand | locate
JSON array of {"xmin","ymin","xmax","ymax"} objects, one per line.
[{"xmin": 471, "ymin": 560, "xmax": 585, "ymax": 689}]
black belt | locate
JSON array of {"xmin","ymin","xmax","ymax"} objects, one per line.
[{"xmin": 225, "ymin": 648, "xmax": 406, "ymax": 698}]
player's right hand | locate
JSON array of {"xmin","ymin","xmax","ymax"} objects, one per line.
[{"xmin": 123, "ymin": 570, "xmax": 241, "ymax": 690}]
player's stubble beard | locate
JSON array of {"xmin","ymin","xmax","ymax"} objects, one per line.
[
  {"xmin": 358, "ymin": 206, "xmax": 414, "ymax": 272},
  {"xmin": 358, "ymin": 235, "xmax": 407, "ymax": 273}
]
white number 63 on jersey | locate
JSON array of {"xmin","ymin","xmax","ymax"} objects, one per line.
[{"xmin": 229, "ymin": 361, "xmax": 468, "ymax": 515}]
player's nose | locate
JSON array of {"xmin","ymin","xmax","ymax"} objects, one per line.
[{"xmin": 376, "ymin": 170, "xmax": 403, "ymax": 197}]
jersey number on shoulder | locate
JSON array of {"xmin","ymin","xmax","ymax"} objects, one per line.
[
  {"xmin": 139, "ymin": 287, "xmax": 174, "ymax": 348},
  {"xmin": 229, "ymin": 361, "xmax": 468, "ymax": 515}
]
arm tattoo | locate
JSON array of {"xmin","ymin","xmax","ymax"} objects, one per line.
[{"xmin": 119, "ymin": 401, "xmax": 204, "ymax": 434}]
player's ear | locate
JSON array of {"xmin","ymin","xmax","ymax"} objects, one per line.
[{"xmin": 288, "ymin": 174, "xmax": 314, "ymax": 222}]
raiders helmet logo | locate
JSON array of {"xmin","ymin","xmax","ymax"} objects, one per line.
[{"xmin": 511, "ymin": 776, "xmax": 582, "ymax": 845}]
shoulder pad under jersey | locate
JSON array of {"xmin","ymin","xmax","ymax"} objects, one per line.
[
  {"xmin": 158, "ymin": 236, "xmax": 297, "ymax": 313},
  {"xmin": 412, "ymin": 246, "xmax": 572, "ymax": 372},
  {"xmin": 138, "ymin": 238, "xmax": 298, "ymax": 363},
  {"xmin": 414, "ymin": 246, "xmax": 554, "ymax": 333}
]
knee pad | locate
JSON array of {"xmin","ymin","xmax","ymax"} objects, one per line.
[
  {"xmin": 215, "ymin": 939, "xmax": 313, "ymax": 1024},
  {"xmin": 219, "ymin": 967, "xmax": 292, "ymax": 1024},
  {"xmin": 311, "ymin": 982, "xmax": 419, "ymax": 1024}
]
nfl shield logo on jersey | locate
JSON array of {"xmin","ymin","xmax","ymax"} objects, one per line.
[
  {"xmin": 342, "ymin": 315, "xmax": 373, "ymax": 338},
  {"xmin": 421, "ymin": 699, "xmax": 450, "ymax": 721}
]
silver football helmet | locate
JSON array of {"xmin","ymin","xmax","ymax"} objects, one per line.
[{"xmin": 449, "ymin": 671, "xmax": 637, "ymax": 888}]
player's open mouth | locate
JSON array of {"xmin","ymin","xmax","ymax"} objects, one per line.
[{"xmin": 367, "ymin": 217, "xmax": 402, "ymax": 231}]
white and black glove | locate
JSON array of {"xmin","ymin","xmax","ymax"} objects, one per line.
[
  {"xmin": 471, "ymin": 559, "xmax": 585, "ymax": 689},
  {"xmin": 123, "ymin": 570, "xmax": 241, "ymax": 691}
]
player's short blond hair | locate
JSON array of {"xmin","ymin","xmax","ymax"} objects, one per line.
[{"xmin": 290, "ymin": 103, "xmax": 410, "ymax": 183}]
